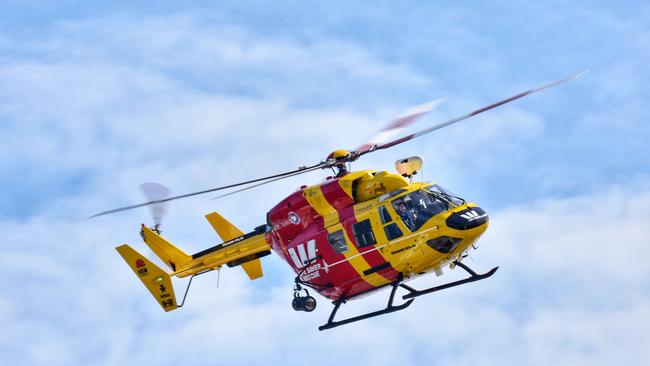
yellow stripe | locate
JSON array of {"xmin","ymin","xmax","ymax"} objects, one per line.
[
  {"xmin": 337, "ymin": 170, "xmax": 373, "ymax": 198},
  {"xmin": 326, "ymin": 224, "xmax": 390, "ymax": 287},
  {"xmin": 303, "ymin": 185, "xmax": 339, "ymax": 227},
  {"xmin": 353, "ymin": 205, "xmax": 393, "ymax": 265},
  {"xmin": 305, "ymin": 182, "xmax": 390, "ymax": 288}
]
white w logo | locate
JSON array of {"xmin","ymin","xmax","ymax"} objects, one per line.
[
  {"xmin": 288, "ymin": 239, "xmax": 317, "ymax": 268},
  {"xmin": 460, "ymin": 210, "xmax": 486, "ymax": 221},
  {"xmin": 460, "ymin": 210, "xmax": 479, "ymax": 220}
]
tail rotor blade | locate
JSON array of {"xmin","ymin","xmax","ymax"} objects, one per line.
[{"xmin": 140, "ymin": 183, "xmax": 171, "ymax": 226}]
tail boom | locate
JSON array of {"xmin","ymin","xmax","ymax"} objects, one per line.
[{"xmin": 116, "ymin": 212, "xmax": 271, "ymax": 311}]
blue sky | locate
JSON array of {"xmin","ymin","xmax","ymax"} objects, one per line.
[{"xmin": 1, "ymin": 1, "xmax": 649, "ymax": 365}]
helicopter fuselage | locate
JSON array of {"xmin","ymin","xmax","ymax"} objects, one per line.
[{"xmin": 267, "ymin": 170, "xmax": 489, "ymax": 301}]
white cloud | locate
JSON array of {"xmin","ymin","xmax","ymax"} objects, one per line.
[
  {"xmin": 6, "ymin": 13, "xmax": 431, "ymax": 103},
  {"xmin": 0, "ymin": 12, "xmax": 435, "ymax": 221},
  {"xmin": 2, "ymin": 183, "xmax": 649, "ymax": 365},
  {"xmin": 1, "ymin": 5, "xmax": 649, "ymax": 366}
]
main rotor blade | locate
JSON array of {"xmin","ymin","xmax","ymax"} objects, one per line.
[
  {"xmin": 355, "ymin": 98, "xmax": 445, "ymax": 155},
  {"xmin": 209, "ymin": 164, "xmax": 325, "ymax": 201},
  {"xmin": 89, "ymin": 162, "xmax": 327, "ymax": 219},
  {"xmin": 359, "ymin": 71, "xmax": 587, "ymax": 155}
]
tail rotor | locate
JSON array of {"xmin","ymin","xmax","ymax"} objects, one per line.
[{"xmin": 140, "ymin": 182, "xmax": 171, "ymax": 234}]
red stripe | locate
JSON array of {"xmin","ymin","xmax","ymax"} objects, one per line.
[
  {"xmin": 320, "ymin": 180, "xmax": 355, "ymax": 211},
  {"xmin": 320, "ymin": 181, "xmax": 401, "ymax": 296},
  {"xmin": 268, "ymin": 188, "xmax": 375, "ymax": 300},
  {"xmin": 338, "ymin": 205, "xmax": 400, "ymax": 285},
  {"xmin": 314, "ymin": 227, "xmax": 376, "ymax": 299},
  {"xmin": 297, "ymin": 187, "xmax": 376, "ymax": 299}
]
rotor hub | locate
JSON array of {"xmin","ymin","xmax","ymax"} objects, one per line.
[{"xmin": 326, "ymin": 149, "xmax": 351, "ymax": 161}]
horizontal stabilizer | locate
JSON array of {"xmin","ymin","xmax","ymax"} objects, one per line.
[{"xmin": 116, "ymin": 244, "xmax": 179, "ymax": 312}]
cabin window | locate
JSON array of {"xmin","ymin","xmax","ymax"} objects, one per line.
[
  {"xmin": 379, "ymin": 206, "xmax": 392, "ymax": 224},
  {"xmin": 352, "ymin": 219, "xmax": 377, "ymax": 248},
  {"xmin": 383, "ymin": 223, "xmax": 403, "ymax": 241},
  {"xmin": 327, "ymin": 230, "xmax": 348, "ymax": 254}
]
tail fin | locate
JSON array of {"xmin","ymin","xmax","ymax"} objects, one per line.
[
  {"xmin": 116, "ymin": 244, "xmax": 179, "ymax": 312},
  {"xmin": 240, "ymin": 259, "xmax": 263, "ymax": 280},
  {"xmin": 140, "ymin": 225, "xmax": 192, "ymax": 272},
  {"xmin": 205, "ymin": 211, "xmax": 264, "ymax": 280},
  {"xmin": 205, "ymin": 212, "xmax": 244, "ymax": 241}
]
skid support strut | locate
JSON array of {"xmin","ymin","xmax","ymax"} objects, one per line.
[
  {"xmin": 318, "ymin": 277, "xmax": 414, "ymax": 331},
  {"xmin": 402, "ymin": 261, "xmax": 498, "ymax": 300}
]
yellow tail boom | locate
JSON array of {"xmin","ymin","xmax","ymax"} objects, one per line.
[
  {"xmin": 117, "ymin": 211, "xmax": 271, "ymax": 311},
  {"xmin": 140, "ymin": 224, "xmax": 191, "ymax": 272}
]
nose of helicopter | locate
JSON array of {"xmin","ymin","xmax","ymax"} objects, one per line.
[
  {"xmin": 427, "ymin": 207, "xmax": 488, "ymax": 254},
  {"xmin": 445, "ymin": 206, "xmax": 489, "ymax": 231}
]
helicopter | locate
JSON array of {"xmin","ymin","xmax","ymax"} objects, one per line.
[{"xmin": 92, "ymin": 72, "xmax": 584, "ymax": 331}]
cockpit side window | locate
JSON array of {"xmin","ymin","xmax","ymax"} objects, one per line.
[
  {"xmin": 379, "ymin": 206, "xmax": 392, "ymax": 224},
  {"xmin": 393, "ymin": 198, "xmax": 416, "ymax": 232},
  {"xmin": 384, "ymin": 223, "xmax": 403, "ymax": 241},
  {"xmin": 378, "ymin": 205, "xmax": 403, "ymax": 240},
  {"xmin": 352, "ymin": 219, "xmax": 377, "ymax": 248}
]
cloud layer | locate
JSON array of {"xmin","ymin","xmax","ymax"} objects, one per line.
[
  {"xmin": 2, "ymin": 185, "xmax": 649, "ymax": 366},
  {"xmin": 1, "ymin": 2, "xmax": 649, "ymax": 365}
]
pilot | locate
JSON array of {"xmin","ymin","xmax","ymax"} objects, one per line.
[{"xmin": 395, "ymin": 201, "xmax": 416, "ymax": 231}]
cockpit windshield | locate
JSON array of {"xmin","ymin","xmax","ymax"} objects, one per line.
[
  {"xmin": 424, "ymin": 184, "xmax": 466, "ymax": 206},
  {"xmin": 391, "ymin": 189, "xmax": 450, "ymax": 232}
]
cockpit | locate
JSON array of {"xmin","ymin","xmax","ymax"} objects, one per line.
[{"xmin": 390, "ymin": 184, "xmax": 465, "ymax": 232}]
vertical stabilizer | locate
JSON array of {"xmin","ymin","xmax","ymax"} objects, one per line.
[
  {"xmin": 240, "ymin": 259, "xmax": 264, "ymax": 280},
  {"xmin": 205, "ymin": 211, "xmax": 265, "ymax": 280},
  {"xmin": 116, "ymin": 244, "xmax": 179, "ymax": 312},
  {"xmin": 205, "ymin": 212, "xmax": 244, "ymax": 241}
]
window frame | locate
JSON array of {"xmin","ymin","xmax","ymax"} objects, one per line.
[
  {"xmin": 379, "ymin": 205, "xmax": 393, "ymax": 224},
  {"xmin": 352, "ymin": 219, "xmax": 377, "ymax": 248},
  {"xmin": 327, "ymin": 230, "xmax": 349, "ymax": 254},
  {"xmin": 383, "ymin": 222, "xmax": 403, "ymax": 241}
]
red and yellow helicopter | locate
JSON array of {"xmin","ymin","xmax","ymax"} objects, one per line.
[{"xmin": 92, "ymin": 72, "xmax": 584, "ymax": 330}]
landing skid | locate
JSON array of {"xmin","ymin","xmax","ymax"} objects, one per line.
[
  {"xmin": 402, "ymin": 261, "xmax": 498, "ymax": 300},
  {"xmin": 318, "ymin": 262, "xmax": 498, "ymax": 331}
]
